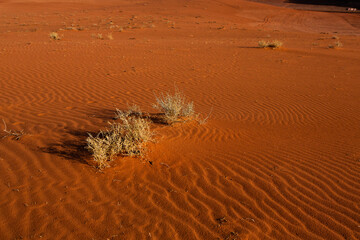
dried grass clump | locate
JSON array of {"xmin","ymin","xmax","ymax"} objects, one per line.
[
  {"xmin": 153, "ymin": 90, "xmax": 196, "ymax": 124},
  {"xmin": 85, "ymin": 133, "xmax": 111, "ymax": 169},
  {"xmin": 258, "ymin": 40, "xmax": 283, "ymax": 49},
  {"xmin": 49, "ymin": 32, "xmax": 61, "ymax": 40},
  {"xmin": 118, "ymin": 116, "xmax": 153, "ymax": 156},
  {"xmin": 86, "ymin": 116, "xmax": 153, "ymax": 169},
  {"xmin": 329, "ymin": 41, "xmax": 343, "ymax": 49}
]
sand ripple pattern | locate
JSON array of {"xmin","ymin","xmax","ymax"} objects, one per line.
[{"xmin": 1, "ymin": 1, "xmax": 360, "ymax": 238}]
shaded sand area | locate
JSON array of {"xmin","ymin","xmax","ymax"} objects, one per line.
[
  {"xmin": 249, "ymin": 0, "xmax": 360, "ymax": 12},
  {"xmin": 0, "ymin": 0, "xmax": 359, "ymax": 239}
]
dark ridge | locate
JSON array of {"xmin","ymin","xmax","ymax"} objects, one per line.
[{"xmin": 287, "ymin": 0, "xmax": 360, "ymax": 8}]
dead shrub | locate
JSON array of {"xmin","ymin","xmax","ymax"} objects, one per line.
[
  {"xmin": 86, "ymin": 133, "xmax": 111, "ymax": 169},
  {"xmin": 86, "ymin": 116, "xmax": 153, "ymax": 169},
  {"xmin": 118, "ymin": 116, "xmax": 153, "ymax": 156}
]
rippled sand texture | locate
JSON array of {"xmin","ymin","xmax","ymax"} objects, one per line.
[{"xmin": 0, "ymin": 0, "xmax": 359, "ymax": 239}]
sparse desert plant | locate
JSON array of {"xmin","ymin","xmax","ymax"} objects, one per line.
[
  {"xmin": 107, "ymin": 33, "xmax": 113, "ymax": 40},
  {"xmin": 329, "ymin": 41, "xmax": 343, "ymax": 49},
  {"xmin": 86, "ymin": 116, "xmax": 153, "ymax": 169},
  {"xmin": 118, "ymin": 116, "xmax": 153, "ymax": 156},
  {"xmin": 258, "ymin": 40, "xmax": 283, "ymax": 49},
  {"xmin": 49, "ymin": 32, "xmax": 61, "ymax": 40},
  {"xmin": 96, "ymin": 33, "xmax": 103, "ymax": 40},
  {"xmin": 86, "ymin": 133, "xmax": 111, "ymax": 169},
  {"xmin": 153, "ymin": 89, "xmax": 196, "ymax": 124}
]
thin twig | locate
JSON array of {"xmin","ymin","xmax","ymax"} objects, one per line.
[
  {"xmin": 160, "ymin": 162, "xmax": 170, "ymax": 168},
  {"xmin": 242, "ymin": 217, "xmax": 255, "ymax": 223},
  {"xmin": 2, "ymin": 119, "xmax": 25, "ymax": 140},
  {"xmin": 197, "ymin": 107, "xmax": 213, "ymax": 125}
]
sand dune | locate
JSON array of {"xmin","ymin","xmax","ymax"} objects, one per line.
[{"xmin": 0, "ymin": 0, "xmax": 359, "ymax": 239}]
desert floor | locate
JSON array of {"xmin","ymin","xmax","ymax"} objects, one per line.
[{"xmin": 0, "ymin": 0, "xmax": 359, "ymax": 239}]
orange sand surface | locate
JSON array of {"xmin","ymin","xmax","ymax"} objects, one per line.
[{"xmin": 0, "ymin": 0, "xmax": 359, "ymax": 239}]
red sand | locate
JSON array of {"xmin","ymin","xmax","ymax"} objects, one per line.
[{"xmin": 0, "ymin": 0, "xmax": 359, "ymax": 239}]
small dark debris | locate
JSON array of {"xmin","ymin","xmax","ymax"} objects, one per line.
[
  {"xmin": 224, "ymin": 231, "xmax": 239, "ymax": 240},
  {"xmin": 216, "ymin": 217, "xmax": 228, "ymax": 224}
]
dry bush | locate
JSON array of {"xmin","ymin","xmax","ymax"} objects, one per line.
[
  {"xmin": 86, "ymin": 116, "xmax": 153, "ymax": 169},
  {"xmin": 86, "ymin": 133, "xmax": 111, "ymax": 169},
  {"xmin": 107, "ymin": 33, "xmax": 113, "ymax": 40},
  {"xmin": 118, "ymin": 116, "xmax": 153, "ymax": 156},
  {"xmin": 153, "ymin": 89, "xmax": 196, "ymax": 124},
  {"xmin": 329, "ymin": 41, "xmax": 343, "ymax": 49},
  {"xmin": 49, "ymin": 32, "xmax": 61, "ymax": 40},
  {"xmin": 258, "ymin": 40, "xmax": 283, "ymax": 49}
]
